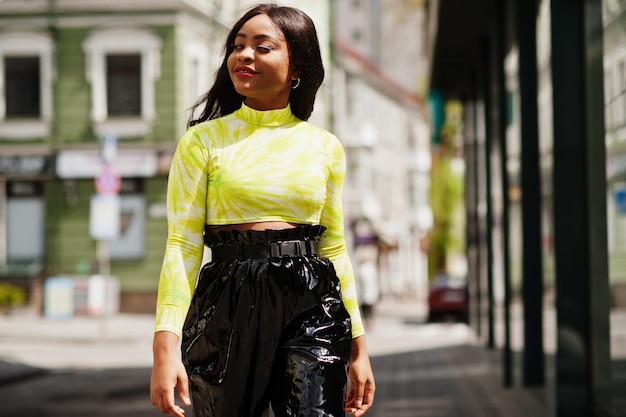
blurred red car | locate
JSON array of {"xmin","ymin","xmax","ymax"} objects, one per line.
[{"xmin": 427, "ymin": 274, "xmax": 468, "ymax": 322}]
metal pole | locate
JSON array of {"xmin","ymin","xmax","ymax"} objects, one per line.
[
  {"xmin": 481, "ymin": 38, "xmax": 496, "ymax": 349},
  {"xmin": 98, "ymin": 239, "xmax": 110, "ymax": 277},
  {"xmin": 515, "ymin": 0, "xmax": 545, "ymax": 387},
  {"xmin": 0, "ymin": 179, "xmax": 6, "ymax": 266},
  {"xmin": 98, "ymin": 239, "xmax": 110, "ymax": 339},
  {"xmin": 495, "ymin": 0, "xmax": 513, "ymax": 388},
  {"xmin": 550, "ymin": 0, "xmax": 611, "ymax": 415}
]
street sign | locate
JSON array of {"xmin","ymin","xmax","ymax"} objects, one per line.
[
  {"xmin": 95, "ymin": 164, "xmax": 121, "ymax": 195},
  {"xmin": 101, "ymin": 134, "xmax": 118, "ymax": 164},
  {"xmin": 89, "ymin": 194, "xmax": 121, "ymax": 240}
]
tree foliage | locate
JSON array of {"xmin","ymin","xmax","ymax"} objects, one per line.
[{"xmin": 427, "ymin": 102, "xmax": 465, "ymax": 279}]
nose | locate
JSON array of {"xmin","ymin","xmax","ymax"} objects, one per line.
[{"xmin": 237, "ymin": 46, "xmax": 254, "ymax": 62}]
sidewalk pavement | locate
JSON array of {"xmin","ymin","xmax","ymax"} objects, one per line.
[
  {"xmin": 2, "ymin": 295, "xmax": 625, "ymax": 370},
  {"xmin": 0, "ymin": 295, "xmax": 473, "ymax": 379},
  {"xmin": 2, "ymin": 295, "xmax": 625, "ymax": 374},
  {"xmin": 0, "ymin": 296, "xmax": 484, "ymax": 417},
  {"xmin": 1, "ymin": 297, "xmax": 624, "ymax": 416}
]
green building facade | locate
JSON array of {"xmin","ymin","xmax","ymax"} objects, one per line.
[{"xmin": 0, "ymin": 0, "xmax": 227, "ymax": 313}]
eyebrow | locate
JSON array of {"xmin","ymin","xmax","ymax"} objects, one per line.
[{"xmin": 235, "ymin": 32, "xmax": 280, "ymax": 43}]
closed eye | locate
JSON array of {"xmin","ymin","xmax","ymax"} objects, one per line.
[
  {"xmin": 256, "ymin": 45, "xmax": 274, "ymax": 53},
  {"xmin": 230, "ymin": 43, "xmax": 274, "ymax": 53}
]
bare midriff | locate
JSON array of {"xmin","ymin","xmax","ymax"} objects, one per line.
[{"xmin": 208, "ymin": 221, "xmax": 300, "ymax": 233}]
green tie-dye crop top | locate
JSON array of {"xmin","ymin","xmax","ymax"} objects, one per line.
[{"xmin": 154, "ymin": 103, "xmax": 364, "ymax": 339}]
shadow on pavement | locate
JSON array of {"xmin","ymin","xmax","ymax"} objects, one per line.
[
  {"xmin": 367, "ymin": 344, "xmax": 548, "ymax": 417},
  {"xmin": 0, "ymin": 361, "xmax": 49, "ymax": 386},
  {"xmin": 1, "ymin": 346, "xmax": 624, "ymax": 417},
  {"xmin": 0, "ymin": 365, "xmax": 192, "ymax": 417}
]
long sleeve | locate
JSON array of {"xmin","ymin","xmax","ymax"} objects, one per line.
[
  {"xmin": 154, "ymin": 129, "xmax": 209, "ymax": 337},
  {"xmin": 319, "ymin": 138, "xmax": 364, "ymax": 338}
]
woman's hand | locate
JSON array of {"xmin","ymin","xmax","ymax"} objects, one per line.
[
  {"xmin": 345, "ymin": 335, "xmax": 375, "ymax": 416},
  {"xmin": 150, "ymin": 331, "xmax": 191, "ymax": 416}
]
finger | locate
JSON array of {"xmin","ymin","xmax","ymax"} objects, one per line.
[
  {"xmin": 178, "ymin": 372, "xmax": 191, "ymax": 406},
  {"xmin": 345, "ymin": 387, "xmax": 357, "ymax": 407},
  {"xmin": 346, "ymin": 402, "xmax": 372, "ymax": 416},
  {"xmin": 161, "ymin": 397, "xmax": 185, "ymax": 417},
  {"xmin": 353, "ymin": 403, "xmax": 372, "ymax": 417},
  {"xmin": 153, "ymin": 390, "xmax": 166, "ymax": 413},
  {"xmin": 170, "ymin": 404, "xmax": 186, "ymax": 417},
  {"xmin": 362, "ymin": 388, "xmax": 375, "ymax": 407},
  {"xmin": 164, "ymin": 386, "xmax": 177, "ymax": 412},
  {"xmin": 354, "ymin": 385, "xmax": 374, "ymax": 417},
  {"xmin": 353, "ymin": 384, "xmax": 365, "ymax": 409},
  {"xmin": 344, "ymin": 390, "xmax": 360, "ymax": 415},
  {"xmin": 156, "ymin": 388, "xmax": 185, "ymax": 417},
  {"xmin": 345, "ymin": 386, "xmax": 355, "ymax": 403}
]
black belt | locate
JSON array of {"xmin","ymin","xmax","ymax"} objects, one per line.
[{"xmin": 210, "ymin": 240, "xmax": 319, "ymax": 262}]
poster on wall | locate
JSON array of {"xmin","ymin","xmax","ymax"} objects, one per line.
[
  {"xmin": 89, "ymin": 194, "xmax": 120, "ymax": 240},
  {"xmin": 109, "ymin": 195, "xmax": 146, "ymax": 260}
]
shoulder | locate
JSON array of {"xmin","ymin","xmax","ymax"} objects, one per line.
[
  {"xmin": 188, "ymin": 113, "xmax": 238, "ymax": 134},
  {"xmin": 295, "ymin": 122, "xmax": 346, "ymax": 169},
  {"xmin": 296, "ymin": 120, "xmax": 343, "ymax": 148},
  {"xmin": 181, "ymin": 113, "xmax": 238, "ymax": 146}
]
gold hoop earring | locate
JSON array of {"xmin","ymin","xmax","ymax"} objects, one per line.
[{"xmin": 290, "ymin": 78, "xmax": 301, "ymax": 89}]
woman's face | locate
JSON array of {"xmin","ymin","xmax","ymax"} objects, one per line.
[{"xmin": 227, "ymin": 13, "xmax": 297, "ymax": 111}]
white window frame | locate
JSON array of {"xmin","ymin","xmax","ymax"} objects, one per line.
[
  {"xmin": 83, "ymin": 29, "xmax": 161, "ymax": 138},
  {"xmin": 183, "ymin": 37, "xmax": 211, "ymax": 122},
  {"xmin": 0, "ymin": 32, "xmax": 54, "ymax": 140}
]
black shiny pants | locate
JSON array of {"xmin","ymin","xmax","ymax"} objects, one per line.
[{"xmin": 181, "ymin": 227, "xmax": 352, "ymax": 417}]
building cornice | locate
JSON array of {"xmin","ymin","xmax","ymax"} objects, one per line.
[
  {"xmin": 334, "ymin": 40, "xmax": 426, "ymax": 115},
  {"xmin": 0, "ymin": 0, "xmax": 210, "ymax": 15},
  {"xmin": 0, "ymin": 0, "xmax": 222, "ymax": 27}
]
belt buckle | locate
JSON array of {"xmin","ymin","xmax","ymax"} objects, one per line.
[
  {"xmin": 271, "ymin": 241, "xmax": 302, "ymax": 257},
  {"xmin": 291, "ymin": 241, "xmax": 302, "ymax": 256},
  {"xmin": 270, "ymin": 242, "xmax": 282, "ymax": 257}
]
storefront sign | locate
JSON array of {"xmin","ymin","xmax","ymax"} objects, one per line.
[
  {"xmin": 7, "ymin": 181, "xmax": 44, "ymax": 197},
  {"xmin": 57, "ymin": 149, "xmax": 158, "ymax": 178},
  {"xmin": 0, "ymin": 155, "xmax": 51, "ymax": 176}
]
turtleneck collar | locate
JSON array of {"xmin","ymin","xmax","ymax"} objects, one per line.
[{"xmin": 233, "ymin": 102, "xmax": 297, "ymax": 127}]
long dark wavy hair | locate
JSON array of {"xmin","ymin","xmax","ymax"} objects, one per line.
[{"xmin": 188, "ymin": 3, "xmax": 325, "ymax": 127}]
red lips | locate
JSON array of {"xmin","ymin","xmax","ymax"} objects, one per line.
[{"xmin": 234, "ymin": 66, "xmax": 257, "ymax": 77}]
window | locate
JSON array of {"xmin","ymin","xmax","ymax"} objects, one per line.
[
  {"xmin": 0, "ymin": 32, "xmax": 54, "ymax": 139},
  {"xmin": 183, "ymin": 35, "xmax": 216, "ymax": 124},
  {"xmin": 5, "ymin": 57, "xmax": 40, "ymax": 117},
  {"xmin": 6, "ymin": 181, "xmax": 45, "ymax": 263},
  {"xmin": 106, "ymin": 54, "xmax": 141, "ymax": 116},
  {"xmin": 83, "ymin": 29, "xmax": 161, "ymax": 138}
]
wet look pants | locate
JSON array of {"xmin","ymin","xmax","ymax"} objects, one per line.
[{"xmin": 181, "ymin": 226, "xmax": 352, "ymax": 417}]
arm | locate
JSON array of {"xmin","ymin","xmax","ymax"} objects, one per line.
[
  {"xmin": 154, "ymin": 128, "xmax": 209, "ymax": 337},
  {"xmin": 318, "ymin": 137, "xmax": 365, "ymax": 338},
  {"xmin": 151, "ymin": 128, "xmax": 209, "ymax": 415},
  {"xmin": 318, "ymin": 137, "xmax": 375, "ymax": 414}
]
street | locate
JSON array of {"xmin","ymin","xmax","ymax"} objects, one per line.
[{"xmin": 1, "ymin": 297, "xmax": 625, "ymax": 417}]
